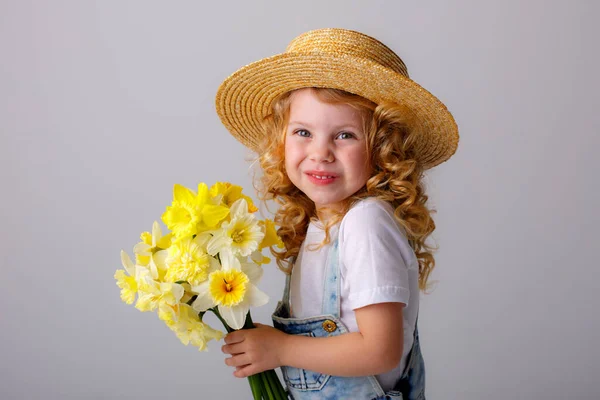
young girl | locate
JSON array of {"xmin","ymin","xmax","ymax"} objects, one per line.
[{"xmin": 215, "ymin": 28, "xmax": 459, "ymax": 399}]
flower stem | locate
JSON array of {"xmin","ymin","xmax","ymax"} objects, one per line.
[
  {"xmin": 208, "ymin": 307, "xmax": 234, "ymax": 333},
  {"xmin": 207, "ymin": 309, "xmax": 287, "ymax": 399},
  {"xmin": 248, "ymin": 375, "xmax": 263, "ymax": 399},
  {"xmin": 260, "ymin": 371, "xmax": 275, "ymax": 400},
  {"xmin": 244, "ymin": 310, "xmax": 256, "ymax": 329},
  {"xmin": 268, "ymin": 370, "xmax": 288, "ymax": 399}
]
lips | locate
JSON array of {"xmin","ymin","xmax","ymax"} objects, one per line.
[
  {"xmin": 305, "ymin": 170, "xmax": 338, "ymax": 178},
  {"xmin": 305, "ymin": 170, "xmax": 338, "ymax": 185},
  {"xmin": 308, "ymin": 174, "xmax": 335, "ymax": 179}
]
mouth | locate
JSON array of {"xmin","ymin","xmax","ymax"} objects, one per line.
[
  {"xmin": 305, "ymin": 171, "xmax": 338, "ymax": 185},
  {"xmin": 307, "ymin": 173, "xmax": 336, "ymax": 180}
]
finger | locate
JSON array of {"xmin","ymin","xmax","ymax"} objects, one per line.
[
  {"xmin": 224, "ymin": 332, "xmax": 244, "ymax": 345},
  {"xmin": 225, "ymin": 353, "xmax": 252, "ymax": 368},
  {"xmin": 234, "ymin": 364, "xmax": 257, "ymax": 378},
  {"xmin": 221, "ymin": 342, "xmax": 245, "ymax": 355}
]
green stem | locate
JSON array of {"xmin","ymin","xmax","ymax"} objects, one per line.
[
  {"xmin": 206, "ymin": 309, "xmax": 287, "ymax": 399},
  {"xmin": 208, "ymin": 307, "xmax": 234, "ymax": 333},
  {"xmin": 268, "ymin": 370, "xmax": 287, "ymax": 399},
  {"xmin": 248, "ymin": 375, "xmax": 263, "ymax": 399},
  {"xmin": 244, "ymin": 310, "xmax": 256, "ymax": 329},
  {"xmin": 260, "ymin": 372, "xmax": 275, "ymax": 400}
]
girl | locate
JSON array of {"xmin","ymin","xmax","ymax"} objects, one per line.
[{"xmin": 215, "ymin": 28, "xmax": 459, "ymax": 399}]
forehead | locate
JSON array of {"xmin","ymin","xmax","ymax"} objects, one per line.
[{"xmin": 288, "ymin": 88, "xmax": 363, "ymax": 126}]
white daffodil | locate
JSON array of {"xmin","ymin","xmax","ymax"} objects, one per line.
[
  {"xmin": 191, "ymin": 249, "xmax": 268, "ymax": 330},
  {"xmin": 206, "ymin": 199, "xmax": 265, "ymax": 258}
]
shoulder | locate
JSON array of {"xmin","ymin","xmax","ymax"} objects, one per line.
[
  {"xmin": 338, "ymin": 197, "xmax": 417, "ymax": 267},
  {"xmin": 340, "ymin": 198, "xmax": 401, "ymax": 236}
]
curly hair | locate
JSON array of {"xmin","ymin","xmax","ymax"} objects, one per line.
[{"xmin": 255, "ymin": 87, "xmax": 437, "ymax": 292}]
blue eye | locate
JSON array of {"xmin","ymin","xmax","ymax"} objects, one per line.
[
  {"xmin": 295, "ymin": 129, "xmax": 311, "ymax": 137},
  {"xmin": 337, "ymin": 131, "xmax": 354, "ymax": 139}
]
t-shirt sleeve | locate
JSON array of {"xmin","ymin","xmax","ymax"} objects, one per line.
[{"xmin": 339, "ymin": 200, "xmax": 413, "ymax": 311}]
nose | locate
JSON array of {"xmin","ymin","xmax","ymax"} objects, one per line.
[{"xmin": 308, "ymin": 138, "xmax": 334, "ymax": 163}]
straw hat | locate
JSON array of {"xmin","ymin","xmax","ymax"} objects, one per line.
[{"xmin": 215, "ymin": 28, "xmax": 459, "ymax": 169}]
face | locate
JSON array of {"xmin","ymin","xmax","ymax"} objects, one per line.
[{"xmin": 284, "ymin": 88, "xmax": 371, "ymax": 211}]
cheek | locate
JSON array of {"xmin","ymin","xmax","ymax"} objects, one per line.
[
  {"xmin": 284, "ymin": 142, "xmax": 301, "ymax": 167},
  {"xmin": 347, "ymin": 148, "xmax": 371, "ymax": 178}
]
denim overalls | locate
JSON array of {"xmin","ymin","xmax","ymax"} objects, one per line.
[{"xmin": 272, "ymin": 239, "xmax": 426, "ymax": 400}]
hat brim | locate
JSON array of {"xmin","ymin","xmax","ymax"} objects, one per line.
[{"xmin": 216, "ymin": 52, "xmax": 459, "ymax": 169}]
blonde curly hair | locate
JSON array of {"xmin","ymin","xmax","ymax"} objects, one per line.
[{"xmin": 256, "ymin": 88, "xmax": 437, "ymax": 292}]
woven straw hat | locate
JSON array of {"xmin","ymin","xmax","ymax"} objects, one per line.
[{"xmin": 216, "ymin": 28, "xmax": 459, "ymax": 169}]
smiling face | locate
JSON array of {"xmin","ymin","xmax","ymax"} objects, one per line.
[{"xmin": 284, "ymin": 88, "xmax": 372, "ymax": 211}]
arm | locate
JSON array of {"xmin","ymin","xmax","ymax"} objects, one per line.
[{"xmin": 222, "ymin": 302, "xmax": 404, "ymax": 378}]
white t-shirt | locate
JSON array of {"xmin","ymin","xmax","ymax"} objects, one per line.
[{"xmin": 289, "ymin": 198, "xmax": 420, "ymax": 392}]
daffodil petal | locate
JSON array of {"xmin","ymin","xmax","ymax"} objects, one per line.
[
  {"xmin": 241, "ymin": 261, "xmax": 263, "ymax": 283},
  {"xmin": 148, "ymin": 257, "xmax": 159, "ymax": 280},
  {"xmin": 259, "ymin": 219, "xmax": 284, "ymax": 250},
  {"xmin": 151, "ymin": 221, "xmax": 162, "ymax": 247},
  {"xmin": 191, "ymin": 282, "xmax": 214, "ymax": 312},
  {"xmin": 194, "ymin": 232, "xmax": 212, "ymax": 248},
  {"xmin": 208, "ymin": 257, "xmax": 220, "ymax": 274},
  {"xmin": 174, "ymin": 184, "xmax": 197, "ymax": 203},
  {"xmin": 120, "ymin": 250, "xmax": 135, "ymax": 275},
  {"xmin": 220, "ymin": 249, "xmax": 241, "ymax": 271},
  {"xmin": 245, "ymin": 283, "xmax": 269, "ymax": 308},
  {"xmin": 230, "ymin": 198, "xmax": 248, "ymax": 219},
  {"xmin": 219, "ymin": 304, "xmax": 247, "ymax": 330},
  {"xmin": 203, "ymin": 322, "xmax": 224, "ymax": 342},
  {"xmin": 153, "ymin": 250, "xmax": 169, "ymax": 271},
  {"xmin": 167, "ymin": 282, "xmax": 185, "ymax": 303},
  {"xmin": 197, "ymin": 183, "xmax": 209, "ymax": 203},
  {"xmin": 133, "ymin": 242, "xmax": 152, "ymax": 256},
  {"xmin": 202, "ymin": 205, "xmax": 230, "ymax": 227},
  {"xmin": 157, "ymin": 233, "xmax": 172, "ymax": 249},
  {"xmin": 206, "ymin": 230, "xmax": 231, "ymax": 256}
]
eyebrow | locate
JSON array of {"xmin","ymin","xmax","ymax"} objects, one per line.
[{"xmin": 287, "ymin": 121, "xmax": 362, "ymax": 131}]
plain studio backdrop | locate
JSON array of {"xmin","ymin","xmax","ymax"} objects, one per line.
[{"xmin": 1, "ymin": 1, "xmax": 598, "ymax": 399}]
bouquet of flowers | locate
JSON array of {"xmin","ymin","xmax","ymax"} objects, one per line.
[{"xmin": 114, "ymin": 182, "xmax": 288, "ymax": 399}]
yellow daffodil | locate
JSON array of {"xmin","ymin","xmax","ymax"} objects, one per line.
[
  {"xmin": 210, "ymin": 182, "xmax": 258, "ymax": 213},
  {"xmin": 207, "ymin": 199, "xmax": 265, "ymax": 257},
  {"xmin": 162, "ymin": 183, "xmax": 229, "ymax": 241},
  {"xmin": 133, "ymin": 221, "xmax": 172, "ymax": 266},
  {"xmin": 158, "ymin": 302, "xmax": 180, "ymax": 326},
  {"xmin": 120, "ymin": 249, "xmax": 136, "ymax": 274},
  {"xmin": 167, "ymin": 304, "xmax": 223, "ymax": 351},
  {"xmin": 135, "ymin": 280, "xmax": 184, "ymax": 313},
  {"xmin": 115, "ymin": 250, "xmax": 142, "ymax": 304},
  {"xmin": 259, "ymin": 219, "xmax": 284, "ymax": 250},
  {"xmin": 148, "ymin": 249, "xmax": 169, "ymax": 281},
  {"xmin": 164, "ymin": 233, "xmax": 219, "ymax": 286},
  {"xmin": 192, "ymin": 250, "xmax": 268, "ymax": 330},
  {"xmin": 179, "ymin": 282, "xmax": 195, "ymax": 304},
  {"xmin": 114, "ymin": 269, "xmax": 137, "ymax": 304}
]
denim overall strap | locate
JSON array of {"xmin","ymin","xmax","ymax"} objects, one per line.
[
  {"xmin": 282, "ymin": 263, "xmax": 292, "ymax": 312},
  {"xmin": 321, "ymin": 239, "xmax": 341, "ymax": 318}
]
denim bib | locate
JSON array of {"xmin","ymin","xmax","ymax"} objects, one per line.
[{"xmin": 272, "ymin": 239, "xmax": 426, "ymax": 400}]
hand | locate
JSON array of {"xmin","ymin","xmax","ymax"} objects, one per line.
[{"xmin": 221, "ymin": 322, "xmax": 288, "ymax": 378}]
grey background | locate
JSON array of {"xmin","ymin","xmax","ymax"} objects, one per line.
[{"xmin": 1, "ymin": 1, "xmax": 598, "ymax": 399}]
